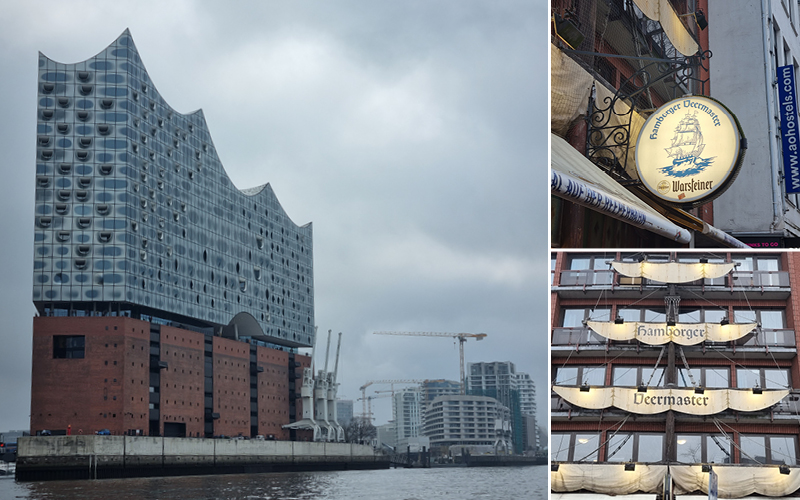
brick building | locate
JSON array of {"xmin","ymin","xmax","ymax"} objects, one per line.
[
  {"xmin": 551, "ymin": 251, "xmax": 800, "ymax": 495},
  {"xmin": 30, "ymin": 31, "xmax": 314, "ymax": 440}
]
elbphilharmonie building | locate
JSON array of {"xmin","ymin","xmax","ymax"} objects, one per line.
[
  {"xmin": 30, "ymin": 30, "xmax": 315, "ymax": 439},
  {"xmin": 33, "ymin": 29, "xmax": 314, "ymax": 348}
]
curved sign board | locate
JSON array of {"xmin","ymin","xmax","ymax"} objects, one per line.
[
  {"xmin": 610, "ymin": 261, "xmax": 735, "ymax": 282},
  {"xmin": 635, "ymin": 96, "xmax": 745, "ymax": 207},
  {"xmin": 553, "ymin": 386, "xmax": 788, "ymax": 415},
  {"xmin": 586, "ymin": 321, "xmax": 757, "ymax": 345}
]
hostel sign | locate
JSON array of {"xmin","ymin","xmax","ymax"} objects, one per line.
[
  {"xmin": 778, "ymin": 65, "xmax": 800, "ymax": 193},
  {"xmin": 635, "ymin": 96, "xmax": 746, "ymax": 207}
]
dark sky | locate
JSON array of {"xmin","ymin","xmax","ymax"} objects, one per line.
[{"xmin": 0, "ymin": 0, "xmax": 547, "ymax": 430}]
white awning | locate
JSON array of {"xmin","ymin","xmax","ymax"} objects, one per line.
[
  {"xmin": 552, "ymin": 133, "xmax": 690, "ymax": 243},
  {"xmin": 552, "ymin": 133, "xmax": 749, "ymax": 248}
]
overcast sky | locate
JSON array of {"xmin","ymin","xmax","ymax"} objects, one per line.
[{"xmin": 0, "ymin": 1, "xmax": 547, "ymax": 431}]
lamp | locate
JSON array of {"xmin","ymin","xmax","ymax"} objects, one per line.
[
  {"xmin": 700, "ymin": 258, "xmax": 708, "ymax": 264},
  {"xmin": 638, "ymin": 385, "xmax": 648, "ymax": 393},
  {"xmin": 753, "ymin": 386, "xmax": 763, "ymax": 395},
  {"xmin": 551, "ymin": 463, "xmax": 560, "ymax": 472},
  {"xmin": 720, "ymin": 316, "xmax": 730, "ymax": 326},
  {"xmin": 625, "ymin": 463, "xmax": 636, "ymax": 471},
  {"xmin": 695, "ymin": 387, "xmax": 705, "ymax": 395},
  {"xmin": 580, "ymin": 384, "xmax": 591, "ymax": 392},
  {"xmin": 667, "ymin": 320, "xmax": 676, "ymax": 327},
  {"xmin": 780, "ymin": 465, "xmax": 791, "ymax": 475},
  {"xmin": 678, "ymin": 9, "xmax": 708, "ymax": 31},
  {"xmin": 553, "ymin": 12, "xmax": 585, "ymax": 50},
  {"xmin": 615, "ymin": 314, "xmax": 624, "ymax": 325},
  {"xmin": 702, "ymin": 464, "xmax": 712, "ymax": 473}
]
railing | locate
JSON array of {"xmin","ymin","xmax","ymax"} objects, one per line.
[
  {"xmin": 558, "ymin": 270, "xmax": 614, "ymax": 286},
  {"xmin": 551, "ymin": 328, "xmax": 796, "ymax": 348},
  {"xmin": 732, "ymin": 271, "xmax": 791, "ymax": 288},
  {"xmin": 556, "ymin": 270, "xmax": 790, "ymax": 289}
]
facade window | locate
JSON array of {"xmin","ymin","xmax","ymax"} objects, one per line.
[
  {"xmin": 740, "ymin": 434, "xmax": 798, "ymax": 465},
  {"xmin": 606, "ymin": 433, "xmax": 664, "ymax": 463},
  {"xmin": 552, "ymin": 432, "xmax": 600, "ymax": 462},
  {"xmin": 555, "ymin": 366, "xmax": 605, "ymax": 386},
  {"xmin": 676, "ymin": 434, "xmax": 732, "ymax": 464},
  {"xmin": 677, "ymin": 308, "xmax": 727, "ymax": 324},
  {"xmin": 53, "ymin": 335, "xmax": 85, "ymax": 359},
  {"xmin": 616, "ymin": 307, "xmax": 667, "ymax": 323},
  {"xmin": 612, "ymin": 366, "xmax": 664, "ymax": 387},
  {"xmin": 736, "ymin": 368, "xmax": 790, "ymax": 389},
  {"xmin": 677, "ymin": 367, "xmax": 730, "ymax": 388},
  {"xmin": 561, "ymin": 307, "xmax": 611, "ymax": 327}
]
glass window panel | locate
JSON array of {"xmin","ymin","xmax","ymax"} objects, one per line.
[
  {"xmin": 676, "ymin": 435, "xmax": 703, "ymax": 463},
  {"xmin": 739, "ymin": 435, "xmax": 767, "ymax": 464},
  {"xmin": 606, "ymin": 433, "xmax": 634, "ymax": 462},
  {"xmin": 706, "ymin": 435, "xmax": 732, "ymax": 464},
  {"xmin": 757, "ymin": 257, "xmax": 780, "ymax": 271},
  {"xmin": 589, "ymin": 308, "xmax": 611, "ymax": 322},
  {"xmin": 562, "ymin": 309, "xmax": 586, "ymax": 327},
  {"xmin": 734, "ymin": 309, "xmax": 757, "ymax": 323},
  {"xmin": 612, "ymin": 366, "xmax": 638, "ymax": 386},
  {"xmin": 583, "ymin": 367, "xmax": 606, "ymax": 386},
  {"xmin": 569, "ymin": 257, "xmax": 590, "ymax": 270},
  {"xmin": 574, "ymin": 433, "xmax": 600, "ymax": 462},
  {"xmin": 770, "ymin": 436, "xmax": 797, "ymax": 465},
  {"xmin": 760, "ymin": 310, "xmax": 785, "ymax": 329},
  {"xmin": 737, "ymin": 368, "xmax": 761, "ymax": 388},
  {"xmin": 618, "ymin": 308, "xmax": 642, "ymax": 322},
  {"xmin": 644, "ymin": 309, "xmax": 666, "ymax": 322},
  {"xmin": 703, "ymin": 309, "xmax": 726, "ymax": 323},
  {"xmin": 679, "ymin": 309, "xmax": 701, "ymax": 323},
  {"xmin": 638, "ymin": 434, "xmax": 664, "ymax": 463},
  {"xmin": 705, "ymin": 368, "xmax": 729, "ymax": 388},
  {"xmin": 551, "ymin": 433, "xmax": 571, "ymax": 462},
  {"xmin": 734, "ymin": 257, "xmax": 753, "ymax": 272},
  {"xmin": 764, "ymin": 369, "xmax": 789, "ymax": 389},
  {"xmin": 555, "ymin": 367, "xmax": 578, "ymax": 385},
  {"xmin": 643, "ymin": 367, "xmax": 665, "ymax": 387}
]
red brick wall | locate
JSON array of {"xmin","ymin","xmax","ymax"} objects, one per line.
[
  {"xmin": 31, "ymin": 316, "xmax": 149, "ymax": 436},
  {"xmin": 158, "ymin": 326, "xmax": 205, "ymax": 437},
  {"xmin": 256, "ymin": 346, "xmax": 289, "ymax": 439},
  {"xmin": 212, "ymin": 337, "xmax": 250, "ymax": 437}
]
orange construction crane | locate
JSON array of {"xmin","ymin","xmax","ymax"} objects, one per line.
[{"xmin": 372, "ymin": 332, "xmax": 488, "ymax": 394}]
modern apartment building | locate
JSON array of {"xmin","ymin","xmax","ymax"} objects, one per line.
[
  {"xmin": 551, "ymin": 251, "xmax": 800, "ymax": 496},
  {"xmin": 30, "ymin": 30, "xmax": 314, "ymax": 440},
  {"xmin": 393, "ymin": 387, "xmax": 422, "ymax": 451},
  {"xmin": 423, "ymin": 395, "xmax": 512, "ymax": 457},
  {"xmin": 467, "ymin": 361, "xmax": 538, "ymax": 453}
]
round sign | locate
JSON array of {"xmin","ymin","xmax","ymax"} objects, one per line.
[{"xmin": 634, "ymin": 95, "xmax": 745, "ymax": 207}]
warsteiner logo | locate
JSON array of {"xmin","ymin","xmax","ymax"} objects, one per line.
[{"xmin": 657, "ymin": 180, "xmax": 670, "ymax": 194}]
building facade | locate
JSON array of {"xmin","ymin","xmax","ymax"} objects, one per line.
[
  {"xmin": 708, "ymin": 1, "xmax": 800, "ymax": 246},
  {"xmin": 393, "ymin": 387, "xmax": 423, "ymax": 450},
  {"xmin": 467, "ymin": 361, "xmax": 538, "ymax": 453},
  {"xmin": 550, "ymin": 0, "xmax": 751, "ymax": 248},
  {"xmin": 30, "ymin": 31, "xmax": 315, "ymax": 439},
  {"xmin": 423, "ymin": 395, "xmax": 512, "ymax": 457},
  {"xmin": 551, "ymin": 251, "xmax": 800, "ymax": 496}
]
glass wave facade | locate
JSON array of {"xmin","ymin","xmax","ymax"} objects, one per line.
[{"xmin": 33, "ymin": 30, "xmax": 314, "ymax": 348}]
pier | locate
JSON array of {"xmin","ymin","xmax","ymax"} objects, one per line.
[{"xmin": 16, "ymin": 436, "xmax": 389, "ymax": 481}]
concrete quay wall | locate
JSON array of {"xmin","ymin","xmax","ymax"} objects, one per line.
[{"xmin": 16, "ymin": 436, "xmax": 387, "ymax": 481}]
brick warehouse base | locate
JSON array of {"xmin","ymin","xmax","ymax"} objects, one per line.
[
  {"xmin": 16, "ymin": 436, "xmax": 388, "ymax": 481},
  {"xmin": 30, "ymin": 316, "xmax": 312, "ymax": 441}
]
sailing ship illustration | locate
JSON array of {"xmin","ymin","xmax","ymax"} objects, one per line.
[{"xmin": 658, "ymin": 111, "xmax": 714, "ymax": 177}]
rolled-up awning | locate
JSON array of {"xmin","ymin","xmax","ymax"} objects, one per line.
[{"xmin": 552, "ymin": 133, "xmax": 748, "ymax": 248}]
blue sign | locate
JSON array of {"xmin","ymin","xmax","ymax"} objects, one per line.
[{"xmin": 778, "ymin": 64, "xmax": 800, "ymax": 193}]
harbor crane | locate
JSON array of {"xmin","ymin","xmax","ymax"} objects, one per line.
[
  {"xmin": 358, "ymin": 379, "xmax": 425, "ymax": 419},
  {"xmin": 372, "ymin": 332, "xmax": 488, "ymax": 394}
]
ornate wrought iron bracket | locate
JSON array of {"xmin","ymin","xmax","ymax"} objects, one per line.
[{"xmin": 564, "ymin": 48, "xmax": 712, "ymax": 182}]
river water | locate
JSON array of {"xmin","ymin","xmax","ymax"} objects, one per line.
[{"xmin": 0, "ymin": 466, "xmax": 546, "ymax": 500}]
